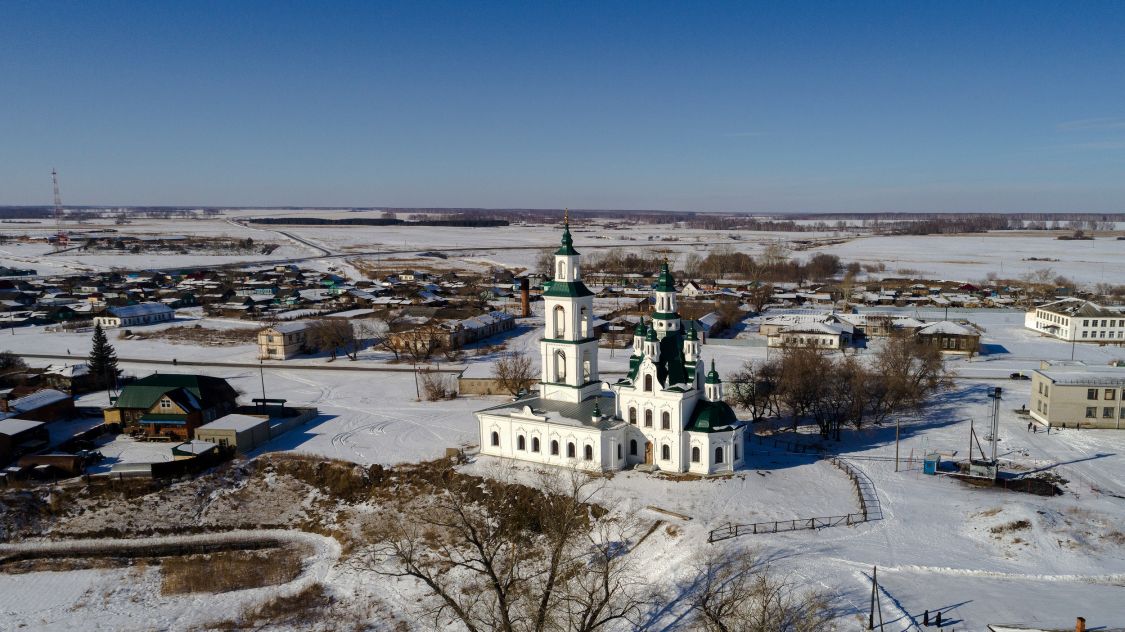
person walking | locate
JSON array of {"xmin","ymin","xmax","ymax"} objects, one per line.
[{"xmin": 1027, "ymin": 421, "xmax": 1032, "ymax": 432}]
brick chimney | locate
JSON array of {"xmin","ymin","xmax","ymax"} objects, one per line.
[
  {"xmin": 1076, "ymin": 617, "xmax": 1086, "ymax": 632},
  {"xmin": 0, "ymin": 393, "xmax": 9, "ymax": 413},
  {"xmin": 519, "ymin": 278, "xmax": 530, "ymax": 318}
]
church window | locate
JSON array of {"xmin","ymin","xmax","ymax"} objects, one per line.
[
  {"xmin": 517, "ymin": 435, "xmax": 525, "ymax": 451},
  {"xmin": 580, "ymin": 307, "xmax": 589, "ymax": 337},
  {"xmin": 557, "ymin": 261, "xmax": 565, "ymax": 279},
  {"xmin": 734, "ymin": 443, "xmax": 739, "ymax": 461},
  {"xmin": 584, "ymin": 445, "xmax": 593, "ymax": 461},
  {"xmin": 644, "ymin": 409, "xmax": 653, "ymax": 428},
  {"xmin": 630, "ymin": 439, "xmax": 637, "ymax": 456},
  {"xmin": 715, "ymin": 447, "xmax": 724, "ymax": 464},
  {"xmin": 490, "ymin": 432, "xmax": 499, "ymax": 447},
  {"xmin": 629, "ymin": 407, "xmax": 637, "ymax": 424},
  {"xmin": 617, "ymin": 444, "xmax": 622, "ymax": 459},
  {"xmin": 661, "ymin": 411, "xmax": 670, "ymax": 430},
  {"xmin": 567, "ymin": 442, "xmax": 576, "ymax": 458},
  {"xmin": 554, "ymin": 350, "xmax": 566, "ymax": 381},
  {"xmin": 691, "ymin": 446, "xmax": 700, "ymax": 463},
  {"xmin": 661, "ymin": 444, "xmax": 670, "ymax": 461},
  {"xmin": 532, "ymin": 437, "xmax": 540, "ymax": 453},
  {"xmin": 550, "ymin": 440, "xmax": 559, "ymax": 456},
  {"xmin": 554, "ymin": 306, "xmax": 566, "ymax": 337},
  {"xmin": 644, "ymin": 374, "xmax": 653, "ymax": 392}
]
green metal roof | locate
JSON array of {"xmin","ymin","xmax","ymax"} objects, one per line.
[
  {"xmin": 705, "ymin": 359, "xmax": 721, "ymax": 385},
  {"xmin": 554, "ymin": 222, "xmax": 579, "ymax": 256},
  {"xmin": 633, "ymin": 319, "xmax": 647, "ymax": 335},
  {"xmin": 654, "ymin": 261, "xmax": 676, "ymax": 292},
  {"xmin": 686, "ymin": 400, "xmax": 739, "ymax": 433},
  {"xmin": 542, "ymin": 280, "xmax": 594, "ymax": 298},
  {"xmin": 114, "ymin": 373, "xmax": 238, "ymax": 410}
]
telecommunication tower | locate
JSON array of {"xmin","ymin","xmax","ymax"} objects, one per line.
[{"xmin": 51, "ymin": 168, "xmax": 68, "ymax": 250}]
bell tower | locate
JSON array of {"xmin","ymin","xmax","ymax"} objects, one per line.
[{"xmin": 540, "ymin": 211, "xmax": 602, "ymax": 403}]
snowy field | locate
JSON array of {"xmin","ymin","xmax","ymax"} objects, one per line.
[{"xmin": 4, "ymin": 211, "xmax": 1119, "ymax": 286}]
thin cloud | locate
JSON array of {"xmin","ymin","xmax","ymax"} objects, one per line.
[
  {"xmin": 1057, "ymin": 117, "xmax": 1125, "ymax": 132},
  {"xmin": 1063, "ymin": 140, "xmax": 1125, "ymax": 150}
]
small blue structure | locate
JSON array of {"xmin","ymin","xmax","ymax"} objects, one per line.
[{"xmin": 923, "ymin": 453, "xmax": 941, "ymax": 475}]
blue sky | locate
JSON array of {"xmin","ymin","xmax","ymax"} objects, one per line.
[{"xmin": 2, "ymin": 1, "xmax": 1124, "ymax": 212}]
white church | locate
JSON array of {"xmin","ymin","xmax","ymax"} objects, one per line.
[{"xmin": 475, "ymin": 218, "xmax": 745, "ymax": 475}]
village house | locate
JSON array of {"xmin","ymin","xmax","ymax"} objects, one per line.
[
  {"xmin": 0, "ymin": 387, "xmax": 75, "ymax": 422},
  {"xmin": 1029, "ymin": 363, "xmax": 1125, "ymax": 429},
  {"xmin": 93, "ymin": 302, "xmax": 174, "ymax": 328},
  {"xmin": 915, "ymin": 321, "xmax": 981, "ymax": 355},
  {"xmin": 0, "ymin": 418, "xmax": 49, "ymax": 465},
  {"xmin": 104, "ymin": 373, "xmax": 239, "ymax": 441},
  {"xmin": 257, "ymin": 322, "xmax": 312, "ymax": 360}
]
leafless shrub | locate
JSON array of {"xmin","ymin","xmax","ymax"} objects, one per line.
[
  {"xmin": 989, "ymin": 519, "xmax": 1031, "ymax": 534},
  {"xmin": 419, "ymin": 370, "xmax": 454, "ymax": 401},
  {"xmin": 492, "ymin": 350, "xmax": 536, "ymax": 397},
  {"xmin": 689, "ymin": 549, "xmax": 831, "ymax": 632},
  {"xmin": 160, "ymin": 547, "xmax": 306, "ymax": 595}
]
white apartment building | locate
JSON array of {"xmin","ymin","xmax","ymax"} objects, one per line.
[{"xmin": 1024, "ymin": 298, "xmax": 1125, "ymax": 343}]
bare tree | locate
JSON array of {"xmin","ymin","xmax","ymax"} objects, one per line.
[
  {"xmin": 689, "ymin": 549, "xmax": 831, "ymax": 632},
  {"xmin": 365, "ymin": 467, "xmax": 647, "ymax": 632},
  {"xmin": 308, "ymin": 319, "xmax": 358, "ymax": 360},
  {"xmin": 493, "ymin": 350, "xmax": 536, "ymax": 398}
]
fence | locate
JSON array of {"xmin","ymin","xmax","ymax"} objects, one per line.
[{"xmin": 707, "ymin": 456, "xmax": 881, "ymax": 543}]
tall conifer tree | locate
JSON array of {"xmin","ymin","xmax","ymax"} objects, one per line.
[{"xmin": 88, "ymin": 323, "xmax": 119, "ymax": 391}]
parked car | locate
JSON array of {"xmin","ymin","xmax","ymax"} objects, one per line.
[{"xmin": 1009, "ymin": 372, "xmax": 1030, "ymax": 380}]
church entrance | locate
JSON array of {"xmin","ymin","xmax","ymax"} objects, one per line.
[{"xmin": 644, "ymin": 441, "xmax": 653, "ymax": 465}]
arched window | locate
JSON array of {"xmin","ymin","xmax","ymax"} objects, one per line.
[
  {"xmin": 644, "ymin": 374, "xmax": 653, "ymax": 392},
  {"xmin": 491, "ymin": 432, "xmax": 500, "ymax": 447},
  {"xmin": 661, "ymin": 411, "xmax": 671, "ymax": 430},
  {"xmin": 733, "ymin": 443, "xmax": 739, "ymax": 461},
  {"xmin": 551, "ymin": 440, "xmax": 559, "ymax": 456},
  {"xmin": 554, "ymin": 349, "xmax": 567, "ymax": 381},
  {"xmin": 691, "ymin": 446, "xmax": 700, "ymax": 463},
  {"xmin": 582, "ymin": 353, "xmax": 592, "ymax": 382},
  {"xmin": 532, "ymin": 437, "xmax": 540, "ymax": 453},
  {"xmin": 644, "ymin": 409, "xmax": 653, "ymax": 428},
  {"xmin": 630, "ymin": 439, "xmax": 637, "ymax": 456},
  {"xmin": 584, "ymin": 445, "xmax": 593, "ymax": 461},
  {"xmin": 554, "ymin": 305, "xmax": 566, "ymax": 337},
  {"xmin": 557, "ymin": 260, "xmax": 565, "ymax": 279},
  {"xmin": 715, "ymin": 447, "xmax": 724, "ymax": 464},
  {"xmin": 661, "ymin": 444, "xmax": 670, "ymax": 461},
  {"xmin": 567, "ymin": 442, "xmax": 576, "ymax": 458},
  {"xmin": 617, "ymin": 444, "xmax": 622, "ymax": 459},
  {"xmin": 629, "ymin": 407, "xmax": 637, "ymax": 424},
  {"xmin": 580, "ymin": 306, "xmax": 590, "ymax": 337},
  {"xmin": 517, "ymin": 435, "xmax": 526, "ymax": 451}
]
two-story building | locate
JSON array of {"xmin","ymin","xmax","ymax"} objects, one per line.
[
  {"xmin": 1029, "ymin": 363, "xmax": 1125, "ymax": 429},
  {"xmin": 1024, "ymin": 299, "xmax": 1125, "ymax": 343},
  {"xmin": 257, "ymin": 322, "xmax": 311, "ymax": 360}
]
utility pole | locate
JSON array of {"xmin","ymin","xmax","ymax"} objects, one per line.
[
  {"xmin": 894, "ymin": 418, "xmax": 901, "ymax": 472},
  {"xmin": 259, "ymin": 359, "xmax": 267, "ymax": 403},
  {"xmin": 867, "ymin": 565, "xmax": 884, "ymax": 631}
]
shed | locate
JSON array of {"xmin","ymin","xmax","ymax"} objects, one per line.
[
  {"xmin": 172, "ymin": 440, "xmax": 218, "ymax": 459},
  {"xmin": 194, "ymin": 414, "xmax": 270, "ymax": 452}
]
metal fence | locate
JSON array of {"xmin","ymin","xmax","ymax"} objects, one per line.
[{"xmin": 707, "ymin": 456, "xmax": 882, "ymax": 543}]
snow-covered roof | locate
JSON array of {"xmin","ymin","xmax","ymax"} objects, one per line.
[
  {"xmin": 199, "ymin": 414, "xmax": 269, "ymax": 433},
  {"xmin": 266, "ymin": 321, "xmax": 310, "ymax": 334},
  {"xmin": 1036, "ymin": 366, "xmax": 1125, "ymax": 387},
  {"xmin": 174, "ymin": 440, "xmax": 217, "ymax": 455},
  {"xmin": 916, "ymin": 321, "xmax": 976, "ymax": 336},
  {"xmin": 44, "ymin": 363, "xmax": 90, "ymax": 378},
  {"xmin": 0, "ymin": 418, "xmax": 45, "ymax": 436},
  {"xmin": 6, "ymin": 389, "xmax": 69, "ymax": 414},
  {"xmin": 107, "ymin": 302, "xmax": 173, "ymax": 318}
]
